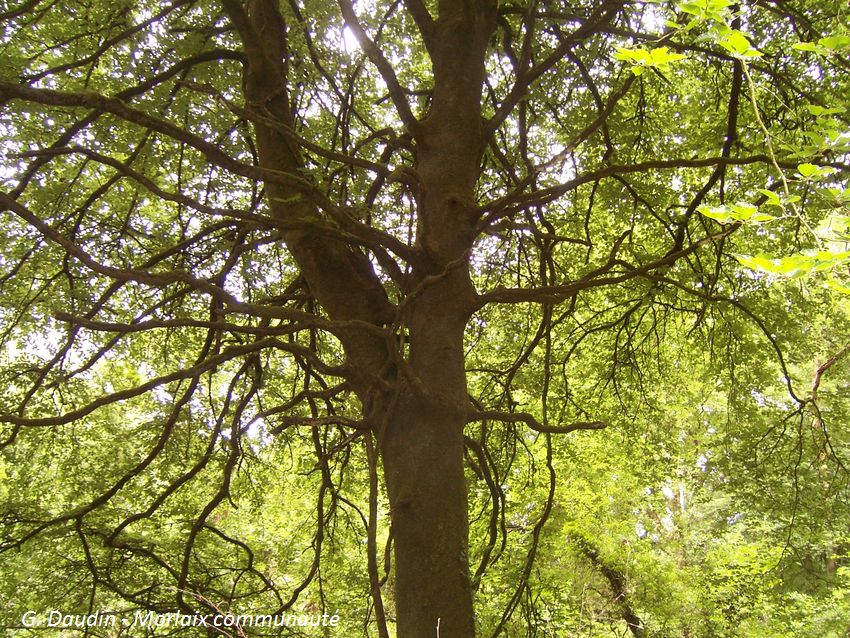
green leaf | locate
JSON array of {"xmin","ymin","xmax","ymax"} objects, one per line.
[
  {"xmin": 614, "ymin": 46, "xmax": 686, "ymax": 75},
  {"xmin": 736, "ymin": 251, "xmax": 850, "ymax": 278},
  {"xmin": 678, "ymin": 1, "xmax": 706, "ymax": 16},
  {"xmin": 825, "ymin": 277, "xmax": 850, "ymax": 294},
  {"xmin": 797, "ymin": 163, "xmax": 819, "ymax": 177},
  {"xmin": 757, "ymin": 189, "xmax": 783, "ymax": 207},
  {"xmin": 735, "ymin": 253, "xmax": 778, "ymax": 272},
  {"xmin": 698, "ymin": 202, "xmax": 775, "ymax": 224},
  {"xmin": 819, "ymin": 35, "xmax": 850, "ymax": 51},
  {"xmin": 807, "ymin": 104, "xmax": 845, "ymax": 116},
  {"xmin": 797, "ymin": 163, "xmax": 837, "ymax": 179},
  {"xmin": 650, "ymin": 47, "xmax": 686, "ymax": 65},
  {"xmin": 792, "ymin": 42, "xmax": 821, "ymax": 53},
  {"xmin": 719, "ymin": 30, "xmax": 763, "ymax": 58}
]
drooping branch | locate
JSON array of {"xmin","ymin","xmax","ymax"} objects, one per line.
[
  {"xmin": 7, "ymin": 48, "xmax": 244, "ymax": 199},
  {"xmin": 22, "ymin": 0, "xmax": 195, "ymax": 83},
  {"xmin": 0, "ymin": 191, "xmax": 390, "ymax": 339},
  {"xmin": 479, "ymin": 155, "xmax": 804, "ymax": 228},
  {"xmin": 0, "ymin": 338, "xmax": 273, "ymax": 428},
  {"xmin": 14, "ymin": 143, "xmax": 415, "ymax": 266},
  {"xmin": 0, "ymin": 80, "xmax": 321, "ymax": 197},
  {"xmin": 0, "ymin": 0, "xmax": 44, "ymax": 21},
  {"xmin": 812, "ymin": 343, "xmax": 850, "ymax": 403}
]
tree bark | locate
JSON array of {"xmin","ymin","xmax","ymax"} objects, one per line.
[
  {"xmin": 380, "ymin": 270, "xmax": 478, "ymax": 638},
  {"xmin": 225, "ymin": 0, "xmax": 495, "ymax": 635},
  {"xmin": 376, "ymin": 1, "xmax": 496, "ymax": 632}
]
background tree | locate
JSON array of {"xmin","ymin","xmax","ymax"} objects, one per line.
[{"xmin": 1, "ymin": 0, "xmax": 849, "ymax": 636}]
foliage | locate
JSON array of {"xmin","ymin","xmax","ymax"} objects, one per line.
[{"xmin": 1, "ymin": 0, "xmax": 849, "ymax": 636}]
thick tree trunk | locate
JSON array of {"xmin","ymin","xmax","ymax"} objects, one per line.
[
  {"xmin": 227, "ymin": 2, "xmax": 495, "ymax": 635},
  {"xmin": 381, "ymin": 388, "xmax": 473, "ymax": 638},
  {"xmin": 380, "ymin": 274, "xmax": 476, "ymax": 638}
]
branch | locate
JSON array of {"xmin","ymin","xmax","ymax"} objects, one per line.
[
  {"xmin": 467, "ymin": 410, "xmax": 606, "ymax": 434},
  {"xmin": 402, "ymin": 0, "xmax": 435, "ymax": 53},
  {"xmin": 0, "ymin": 0, "xmax": 43, "ymax": 20},
  {"xmin": 12, "ymin": 145, "xmax": 265, "ymax": 223},
  {"xmin": 0, "ymin": 191, "xmax": 390, "ymax": 339},
  {"xmin": 479, "ymin": 155, "xmax": 798, "ymax": 227},
  {"xmin": 15, "ymin": 143, "xmax": 416, "ymax": 266},
  {"xmin": 0, "ymin": 339, "xmax": 273, "ymax": 427},
  {"xmin": 337, "ymin": 0, "xmax": 419, "ymax": 130},
  {"xmin": 24, "ymin": 0, "xmax": 193, "ymax": 83},
  {"xmin": 487, "ymin": 1, "xmax": 625, "ymax": 134},
  {"xmin": 476, "ymin": 226, "xmax": 736, "ymax": 307},
  {"xmin": 53, "ymin": 311, "xmax": 299, "ymax": 337},
  {"xmin": 569, "ymin": 533, "xmax": 648, "ymax": 638},
  {"xmin": 812, "ymin": 343, "xmax": 850, "ymax": 403},
  {"xmin": 267, "ymin": 415, "xmax": 366, "ymax": 434},
  {"xmin": 640, "ymin": 271, "xmax": 804, "ymax": 405},
  {"xmin": 8, "ymin": 49, "xmax": 244, "ymax": 199},
  {"xmin": 0, "ymin": 81, "xmax": 320, "ymax": 199}
]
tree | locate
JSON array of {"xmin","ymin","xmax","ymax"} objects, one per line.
[{"xmin": 1, "ymin": 0, "xmax": 848, "ymax": 636}]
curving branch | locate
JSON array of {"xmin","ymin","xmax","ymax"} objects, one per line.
[
  {"xmin": 0, "ymin": 81, "xmax": 322, "ymax": 198},
  {"xmin": 467, "ymin": 409, "xmax": 606, "ymax": 435}
]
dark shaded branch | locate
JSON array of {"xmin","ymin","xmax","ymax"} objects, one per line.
[
  {"xmin": 0, "ymin": 0, "xmax": 45, "ymax": 20},
  {"xmin": 480, "ymin": 155, "xmax": 804, "ymax": 227},
  {"xmin": 487, "ymin": 0, "xmax": 626, "ymax": 134},
  {"xmin": 402, "ymin": 0, "xmax": 435, "ymax": 53},
  {"xmin": 0, "ymin": 190, "xmax": 389, "ymax": 338},
  {"xmin": 0, "ymin": 339, "xmax": 273, "ymax": 428},
  {"xmin": 477, "ymin": 226, "xmax": 737, "ymax": 306},
  {"xmin": 337, "ymin": 0, "xmax": 418, "ymax": 130},
  {"xmin": 365, "ymin": 434, "xmax": 391, "ymax": 638},
  {"xmin": 267, "ymin": 415, "xmax": 366, "ymax": 435},
  {"xmin": 464, "ymin": 434, "xmax": 504, "ymax": 590},
  {"xmin": 0, "ymin": 81, "xmax": 321, "ymax": 198},
  {"xmin": 467, "ymin": 409, "xmax": 606, "ymax": 434},
  {"xmin": 811, "ymin": 342, "xmax": 850, "ymax": 403},
  {"xmin": 489, "ymin": 431, "xmax": 556, "ymax": 638},
  {"xmin": 23, "ymin": 0, "xmax": 194, "ymax": 83}
]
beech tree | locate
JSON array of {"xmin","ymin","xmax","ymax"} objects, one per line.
[{"xmin": 1, "ymin": 0, "xmax": 849, "ymax": 636}]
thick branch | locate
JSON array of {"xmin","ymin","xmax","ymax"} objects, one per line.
[
  {"xmin": 467, "ymin": 410, "xmax": 606, "ymax": 434},
  {"xmin": 0, "ymin": 80, "xmax": 320, "ymax": 197},
  {"xmin": 479, "ymin": 155, "xmax": 801, "ymax": 227},
  {"xmin": 402, "ymin": 0, "xmax": 435, "ymax": 53},
  {"xmin": 487, "ymin": 1, "xmax": 626, "ymax": 134},
  {"xmin": 477, "ymin": 226, "xmax": 736, "ymax": 306},
  {"xmin": 0, "ymin": 190, "xmax": 390, "ymax": 339}
]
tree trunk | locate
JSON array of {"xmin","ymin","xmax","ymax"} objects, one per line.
[
  {"xmin": 380, "ymin": 273, "xmax": 477, "ymax": 638},
  {"xmin": 227, "ymin": 1, "xmax": 495, "ymax": 635},
  {"xmin": 381, "ymin": 387, "xmax": 474, "ymax": 638}
]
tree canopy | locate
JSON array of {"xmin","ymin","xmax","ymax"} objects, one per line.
[{"xmin": 1, "ymin": 0, "xmax": 849, "ymax": 636}]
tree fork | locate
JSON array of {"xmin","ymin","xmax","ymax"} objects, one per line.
[{"xmin": 226, "ymin": 0, "xmax": 496, "ymax": 634}]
